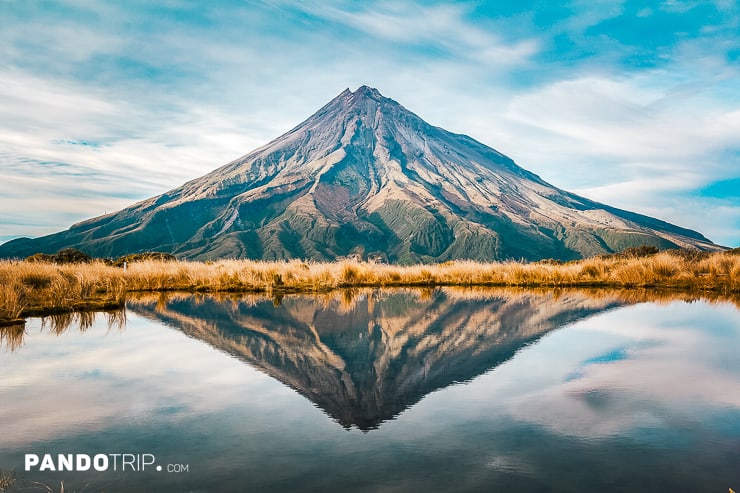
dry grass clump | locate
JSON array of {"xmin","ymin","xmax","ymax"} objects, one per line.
[
  {"xmin": 1, "ymin": 249, "xmax": 739, "ymax": 323},
  {"xmin": 0, "ymin": 260, "xmax": 126, "ymax": 322},
  {"xmin": 124, "ymin": 251, "xmax": 740, "ymax": 292},
  {"xmin": 0, "ymin": 471, "xmax": 15, "ymax": 493}
]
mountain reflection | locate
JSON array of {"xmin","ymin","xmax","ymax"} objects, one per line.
[{"xmin": 126, "ymin": 288, "xmax": 629, "ymax": 430}]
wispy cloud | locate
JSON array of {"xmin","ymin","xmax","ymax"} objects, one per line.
[
  {"xmin": 314, "ymin": 1, "xmax": 540, "ymax": 65},
  {"xmin": 0, "ymin": 69, "xmax": 265, "ymax": 237}
]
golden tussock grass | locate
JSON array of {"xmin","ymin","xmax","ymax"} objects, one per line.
[
  {"xmin": 0, "ymin": 260, "xmax": 126, "ymax": 324},
  {"xmin": 0, "ymin": 471, "xmax": 15, "ymax": 493},
  {"xmin": 1, "ymin": 249, "xmax": 739, "ymax": 323}
]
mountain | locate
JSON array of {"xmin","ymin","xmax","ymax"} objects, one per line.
[
  {"xmin": 0, "ymin": 85, "xmax": 722, "ymax": 262},
  {"xmin": 127, "ymin": 288, "xmax": 627, "ymax": 430}
]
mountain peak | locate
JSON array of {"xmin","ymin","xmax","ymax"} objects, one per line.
[
  {"xmin": 312, "ymin": 85, "xmax": 392, "ymax": 121},
  {"xmin": 352, "ymin": 85, "xmax": 383, "ymax": 98}
]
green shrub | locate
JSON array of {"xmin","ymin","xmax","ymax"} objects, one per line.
[
  {"xmin": 26, "ymin": 248, "xmax": 92, "ymax": 264},
  {"xmin": 113, "ymin": 252, "xmax": 177, "ymax": 267},
  {"xmin": 620, "ymin": 245, "xmax": 659, "ymax": 258}
]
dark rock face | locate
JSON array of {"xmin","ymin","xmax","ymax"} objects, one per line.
[{"xmin": 0, "ymin": 86, "xmax": 721, "ymax": 261}]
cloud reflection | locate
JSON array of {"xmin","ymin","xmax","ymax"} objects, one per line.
[{"xmin": 490, "ymin": 301, "xmax": 740, "ymax": 439}]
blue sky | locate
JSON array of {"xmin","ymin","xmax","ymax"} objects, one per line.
[{"xmin": 1, "ymin": 0, "xmax": 739, "ymax": 247}]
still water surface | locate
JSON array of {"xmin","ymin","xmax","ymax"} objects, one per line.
[{"xmin": 0, "ymin": 288, "xmax": 738, "ymax": 492}]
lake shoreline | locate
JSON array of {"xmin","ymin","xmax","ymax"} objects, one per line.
[
  {"xmin": 3, "ymin": 282, "xmax": 739, "ymax": 326},
  {"xmin": 1, "ymin": 249, "xmax": 739, "ymax": 325}
]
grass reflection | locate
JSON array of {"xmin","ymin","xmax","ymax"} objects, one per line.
[{"xmin": 0, "ymin": 309, "xmax": 125, "ymax": 352}]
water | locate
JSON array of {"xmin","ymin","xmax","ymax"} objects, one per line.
[{"xmin": 0, "ymin": 288, "xmax": 738, "ymax": 492}]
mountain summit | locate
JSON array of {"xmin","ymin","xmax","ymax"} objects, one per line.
[{"xmin": 0, "ymin": 86, "xmax": 721, "ymax": 261}]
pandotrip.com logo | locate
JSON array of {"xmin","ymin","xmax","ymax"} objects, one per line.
[{"xmin": 25, "ymin": 453, "xmax": 189, "ymax": 473}]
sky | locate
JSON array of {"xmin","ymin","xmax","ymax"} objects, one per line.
[{"xmin": 1, "ymin": 0, "xmax": 739, "ymax": 247}]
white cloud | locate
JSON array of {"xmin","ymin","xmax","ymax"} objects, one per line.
[
  {"xmin": 504, "ymin": 75, "xmax": 740, "ymax": 164},
  {"xmin": 0, "ymin": 70, "xmax": 268, "ymax": 237},
  {"xmin": 439, "ymin": 71, "xmax": 740, "ymax": 245},
  {"xmin": 660, "ymin": 0, "xmax": 707, "ymax": 13},
  {"xmin": 309, "ymin": 1, "xmax": 540, "ymax": 66},
  {"xmin": 560, "ymin": 0, "xmax": 626, "ymax": 31}
]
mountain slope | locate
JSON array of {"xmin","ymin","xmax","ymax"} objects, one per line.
[{"xmin": 0, "ymin": 85, "xmax": 722, "ymax": 262}]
